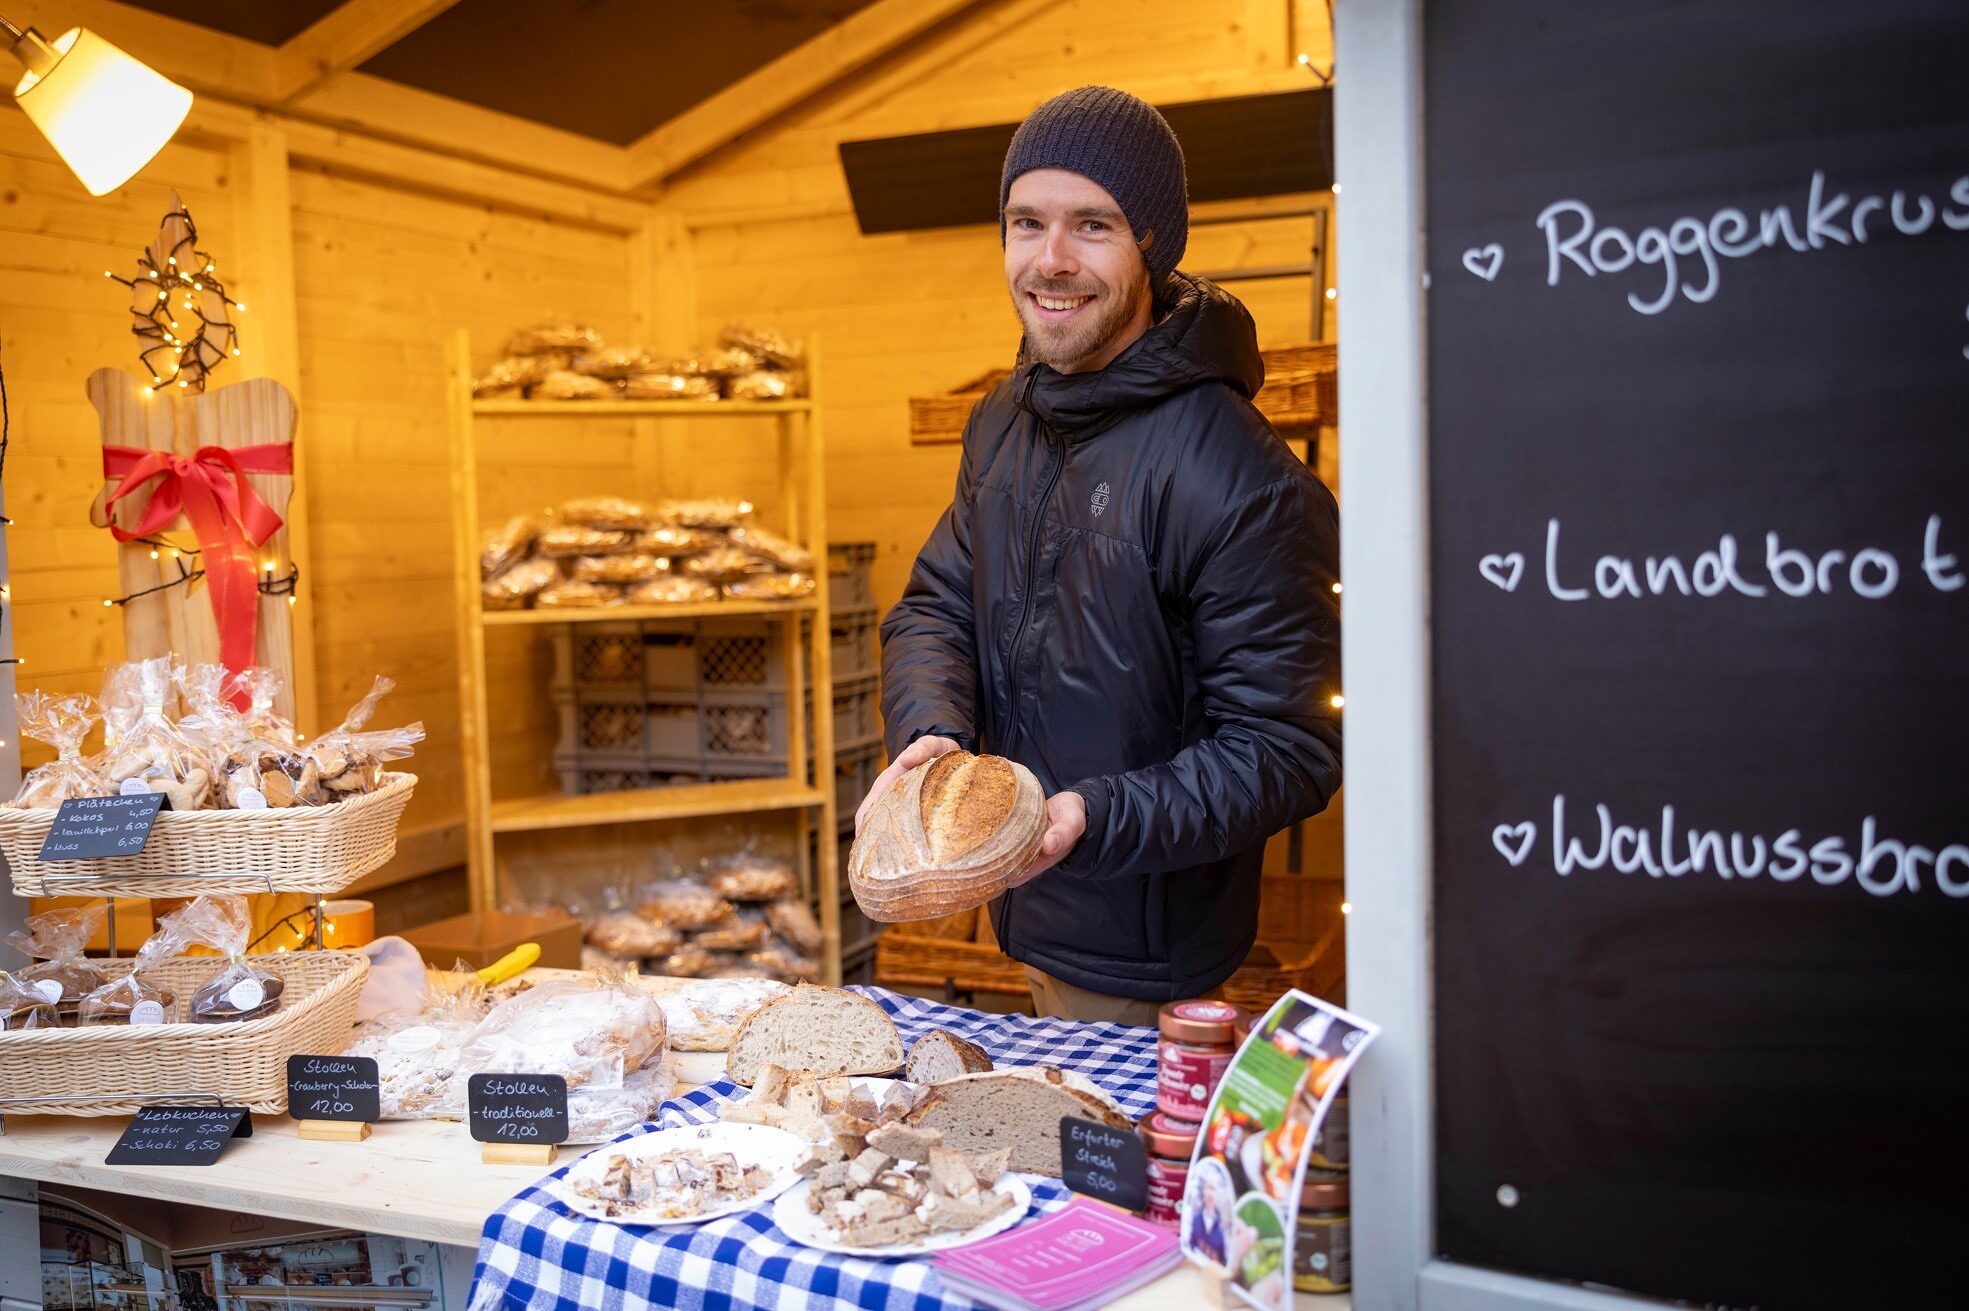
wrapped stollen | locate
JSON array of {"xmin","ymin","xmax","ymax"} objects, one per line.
[{"xmin": 848, "ymin": 751, "xmax": 1045, "ymax": 923}]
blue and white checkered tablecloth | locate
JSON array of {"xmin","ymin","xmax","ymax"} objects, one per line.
[{"xmin": 467, "ymin": 986, "xmax": 1160, "ymax": 1311}]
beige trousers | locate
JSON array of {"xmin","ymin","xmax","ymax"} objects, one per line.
[{"xmin": 1025, "ymin": 966, "xmax": 1221, "ymax": 1027}]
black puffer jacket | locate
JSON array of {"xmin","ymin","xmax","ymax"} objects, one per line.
[{"xmin": 880, "ymin": 274, "xmax": 1341, "ymax": 1000}]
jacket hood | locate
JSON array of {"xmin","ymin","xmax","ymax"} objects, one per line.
[{"xmin": 1014, "ymin": 272, "xmax": 1265, "ymax": 439}]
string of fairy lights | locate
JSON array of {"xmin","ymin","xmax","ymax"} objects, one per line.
[
  {"xmin": 103, "ymin": 201, "xmax": 244, "ymax": 394},
  {"xmin": 98, "ymin": 534, "xmax": 300, "ymax": 612}
]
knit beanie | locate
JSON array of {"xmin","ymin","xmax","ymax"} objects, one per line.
[{"xmin": 999, "ymin": 85, "xmax": 1188, "ymax": 289}]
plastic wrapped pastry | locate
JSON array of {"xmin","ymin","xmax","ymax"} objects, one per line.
[
  {"xmin": 723, "ymin": 573, "xmax": 817, "ymax": 601},
  {"xmin": 570, "ymin": 346, "xmax": 653, "ymax": 380},
  {"xmin": 638, "ymin": 881, "xmax": 736, "ymax": 930},
  {"xmin": 682, "ymin": 548, "xmax": 765, "ymax": 585},
  {"xmin": 656, "ymin": 978, "xmax": 790, "ymax": 1051},
  {"xmin": 721, "ymin": 323, "xmax": 803, "ymax": 370},
  {"xmin": 296, "ymin": 676, "xmax": 425, "ymax": 803},
  {"xmin": 536, "ymin": 525, "xmax": 634, "ymax": 558},
  {"xmin": 505, "ymin": 322, "xmax": 603, "ymax": 356},
  {"xmin": 78, "ymin": 919, "xmax": 188, "ymax": 1026},
  {"xmin": 621, "ymin": 371, "xmax": 717, "ymax": 400},
  {"xmin": 749, "ymin": 939, "xmax": 821, "ymax": 983},
  {"xmin": 560, "ymin": 496, "xmax": 654, "ymax": 531},
  {"xmin": 96, "ymin": 656, "xmax": 209, "ymax": 810},
  {"xmin": 658, "ymin": 944, "xmax": 724, "ymax": 978},
  {"xmin": 448, "ymin": 972, "xmax": 666, "ymax": 1096},
  {"xmin": 583, "ymin": 910, "xmax": 683, "ymax": 959},
  {"xmin": 534, "ymin": 370, "xmax": 616, "ymax": 400},
  {"xmin": 165, "ymin": 896, "xmax": 284, "ymax": 1023},
  {"xmin": 228, "ymin": 667, "xmax": 298, "ymax": 748},
  {"xmin": 701, "ymin": 346, "xmax": 761, "ymax": 377},
  {"xmin": 632, "ymin": 525, "xmax": 714, "ymax": 557},
  {"xmin": 726, "ymin": 370, "xmax": 796, "ymax": 402},
  {"xmin": 482, "ymin": 514, "xmax": 543, "ymax": 576},
  {"xmin": 0, "ymin": 973, "xmax": 59, "ymax": 1030},
  {"xmin": 177, "ymin": 662, "xmax": 253, "ymax": 794},
  {"xmin": 534, "ymin": 579, "xmax": 624, "ymax": 609},
  {"xmin": 8, "ymin": 691, "xmax": 108, "ymax": 808},
  {"xmin": 705, "ymin": 852, "xmax": 798, "ymax": 902},
  {"xmin": 624, "ymin": 576, "xmax": 720, "ymax": 606},
  {"xmin": 693, "ymin": 918, "xmax": 767, "ymax": 953},
  {"xmin": 566, "ymin": 1061, "xmax": 676, "ymax": 1141},
  {"xmin": 483, "ymin": 558, "xmax": 560, "ymax": 610},
  {"xmin": 727, "ymin": 525, "xmax": 814, "ymax": 572},
  {"xmin": 473, "ymin": 355, "xmax": 551, "ymax": 397},
  {"xmin": 343, "ymin": 970, "xmax": 488, "ymax": 1119},
  {"xmin": 7, "ymin": 905, "xmax": 107, "ymax": 1014},
  {"xmin": 765, "ymin": 899, "xmax": 825, "ymax": 956},
  {"xmin": 659, "ymin": 498, "xmax": 753, "ymax": 530},
  {"xmin": 570, "ymin": 553, "xmax": 669, "ymax": 584}
]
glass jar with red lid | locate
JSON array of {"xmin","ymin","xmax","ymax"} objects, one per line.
[
  {"xmin": 1156, "ymin": 999, "xmax": 1247, "ymax": 1121},
  {"xmin": 1138, "ymin": 1110, "xmax": 1198, "ymax": 1228}
]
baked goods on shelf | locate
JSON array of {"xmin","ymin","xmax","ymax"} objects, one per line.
[
  {"xmin": 906, "ymin": 1029, "xmax": 995, "ymax": 1083},
  {"xmin": 903, "ymin": 1066, "xmax": 1132, "ymax": 1176},
  {"xmin": 726, "ymin": 984, "xmax": 905, "ymax": 1085},
  {"xmin": 474, "ymin": 319, "xmax": 804, "ymax": 402},
  {"xmin": 849, "ymin": 751, "xmax": 1045, "ymax": 922}
]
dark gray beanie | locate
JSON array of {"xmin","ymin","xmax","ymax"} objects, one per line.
[{"xmin": 999, "ymin": 85, "xmax": 1188, "ymax": 288}]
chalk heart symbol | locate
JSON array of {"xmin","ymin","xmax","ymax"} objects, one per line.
[
  {"xmin": 1492, "ymin": 822, "xmax": 1536, "ymax": 867},
  {"xmin": 1462, "ymin": 244, "xmax": 1504, "ymax": 282},
  {"xmin": 1479, "ymin": 553, "xmax": 1524, "ymax": 592}
]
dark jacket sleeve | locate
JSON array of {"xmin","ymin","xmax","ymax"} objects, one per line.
[
  {"xmin": 1053, "ymin": 473, "xmax": 1342, "ymax": 879},
  {"xmin": 879, "ymin": 421, "xmax": 983, "ymax": 758}
]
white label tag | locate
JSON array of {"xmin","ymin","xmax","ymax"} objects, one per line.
[
  {"xmin": 387, "ymin": 1025, "xmax": 441, "ymax": 1053},
  {"xmin": 30, "ymin": 980, "xmax": 63, "ymax": 1004},
  {"xmin": 130, "ymin": 999, "xmax": 166, "ymax": 1025},
  {"xmin": 235, "ymin": 788, "xmax": 268, "ymax": 811},
  {"xmin": 118, "ymin": 777, "xmax": 151, "ymax": 797},
  {"xmin": 227, "ymin": 977, "xmax": 266, "ymax": 1012}
]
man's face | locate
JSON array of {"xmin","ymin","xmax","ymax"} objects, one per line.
[{"xmin": 1004, "ymin": 168, "xmax": 1153, "ymax": 374}]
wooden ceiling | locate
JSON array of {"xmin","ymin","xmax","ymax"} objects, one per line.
[{"xmin": 116, "ymin": 0, "xmax": 878, "ymax": 144}]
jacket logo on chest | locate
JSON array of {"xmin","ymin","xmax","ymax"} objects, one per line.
[{"xmin": 1090, "ymin": 481, "xmax": 1110, "ymax": 517}]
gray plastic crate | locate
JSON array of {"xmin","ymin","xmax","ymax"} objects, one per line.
[
  {"xmin": 830, "ymin": 606, "xmax": 879, "ymax": 682},
  {"xmin": 840, "ymin": 892, "xmax": 883, "ymax": 960},
  {"xmin": 801, "ymin": 674, "xmax": 881, "ymax": 754},
  {"xmin": 554, "ymin": 749, "xmax": 783, "ymax": 796},
  {"xmin": 834, "ymin": 741, "xmax": 884, "ymax": 832},
  {"xmin": 555, "ymin": 688, "xmax": 651, "ymax": 756},
  {"xmin": 644, "ymin": 687, "xmax": 792, "ymax": 764},
  {"xmin": 828, "ymin": 541, "xmax": 876, "ymax": 612},
  {"xmin": 552, "ymin": 623, "xmax": 649, "ymax": 689},
  {"xmin": 554, "ymin": 617, "xmax": 792, "ymax": 695}
]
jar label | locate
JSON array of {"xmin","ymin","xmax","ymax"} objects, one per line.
[
  {"xmin": 1293, "ymin": 1214, "xmax": 1352, "ymax": 1294},
  {"xmin": 388, "ymin": 1025, "xmax": 442, "ymax": 1053},
  {"xmin": 130, "ymin": 999, "xmax": 165, "ymax": 1026},
  {"xmin": 1144, "ymin": 1157, "xmax": 1188, "ymax": 1227},
  {"xmin": 1311, "ymin": 1097, "xmax": 1351, "ymax": 1167},
  {"xmin": 1169, "ymin": 1000, "xmax": 1241, "ymax": 1023},
  {"xmin": 1158, "ymin": 1040, "xmax": 1234, "ymax": 1118}
]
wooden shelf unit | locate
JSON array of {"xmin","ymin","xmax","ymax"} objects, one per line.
[{"xmin": 445, "ymin": 330, "xmax": 841, "ymax": 980}]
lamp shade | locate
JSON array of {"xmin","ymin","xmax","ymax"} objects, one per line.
[{"xmin": 13, "ymin": 28, "xmax": 191, "ymax": 196}]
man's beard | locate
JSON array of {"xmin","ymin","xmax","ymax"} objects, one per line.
[{"xmin": 1011, "ymin": 271, "xmax": 1146, "ymax": 371}]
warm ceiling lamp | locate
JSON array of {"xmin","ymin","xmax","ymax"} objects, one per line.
[{"xmin": 2, "ymin": 14, "xmax": 192, "ymax": 195}]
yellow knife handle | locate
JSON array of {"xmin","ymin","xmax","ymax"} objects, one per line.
[{"xmin": 477, "ymin": 942, "xmax": 540, "ymax": 985}]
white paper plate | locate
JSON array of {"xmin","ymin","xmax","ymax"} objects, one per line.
[
  {"xmin": 552, "ymin": 1122, "xmax": 808, "ymax": 1226},
  {"xmin": 772, "ymin": 1175, "xmax": 1033, "ymax": 1258}
]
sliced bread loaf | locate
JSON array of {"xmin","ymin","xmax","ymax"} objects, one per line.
[
  {"xmin": 725, "ymin": 984, "xmax": 905, "ymax": 1085},
  {"xmin": 903, "ymin": 1065, "xmax": 1131, "ymax": 1176},
  {"xmin": 907, "ymin": 1029, "xmax": 995, "ymax": 1084}
]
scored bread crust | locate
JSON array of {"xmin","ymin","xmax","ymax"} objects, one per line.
[
  {"xmin": 725, "ymin": 983, "xmax": 905, "ymax": 1086},
  {"xmin": 849, "ymin": 750, "xmax": 1045, "ymax": 923}
]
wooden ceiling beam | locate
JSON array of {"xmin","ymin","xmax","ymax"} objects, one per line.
[
  {"xmin": 2, "ymin": 0, "xmax": 277, "ymax": 99},
  {"xmin": 624, "ymin": 0, "xmax": 988, "ymax": 190},
  {"xmin": 273, "ymin": 0, "xmax": 466, "ymax": 104}
]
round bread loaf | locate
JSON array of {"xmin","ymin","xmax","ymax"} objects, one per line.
[{"xmin": 848, "ymin": 750, "xmax": 1045, "ymax": 922}]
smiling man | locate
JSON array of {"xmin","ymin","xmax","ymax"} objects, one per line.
[{"xmin": 865, "ymin": 86, "xmax": 1342, "ymax": 1024}]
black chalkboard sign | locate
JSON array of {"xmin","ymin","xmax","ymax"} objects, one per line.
[
  {"xmin": 1059, "ymin": 1116, "xmax": 1147, "ymax": 1213},
  {"xmin": 286, "ymin": 1055, "xmax": 380, "ymax": 1123},
  {"xmin": 38, "ymin": 794, "xmax": 165, "ymax": 861},
  {"xmin": 106, "ymin": 1104, "xmax": 251, "ymax": 1166},
  {"xmin": 1424, "ymin": 3, "xmax": 1969, "ymax": 1309},
  {"xmin": 467, "ymin": 1073, "xmax": 568, "ymax": 1145}
]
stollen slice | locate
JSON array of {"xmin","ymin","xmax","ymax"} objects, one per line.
[
  {"xmin": 726, "ymin": 984, "xmax": 905, "ymax": 1086},
  {"xmin": 904, "ymin": 1065, "xmax": 1131, "ymax": 1176},
  {"xmin": 849, "ymin": 751, "xmax": 1045, "ymax": 922}
]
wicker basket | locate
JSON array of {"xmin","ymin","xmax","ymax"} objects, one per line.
[
  {"xmin": 907, "ymin": 368, "xmax": 1012, "ymax": 444},
  {"xmin": 0, "ymin": 773, "xmax": 416, "ymax": 899},
  {"xmin": 875, "ymin": 932, "xmax": 1028, "ymax": 996},
  {"xmin": 0, "ymin": 950, "xmax": 368, "ymax": 1116}
]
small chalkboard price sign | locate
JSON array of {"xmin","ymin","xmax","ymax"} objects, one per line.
[
  {"xmin": 287, "ymin": 1055, "xmax": 380, "ymax": 1125},
  {"xmin": 105, "ymin": 1104, "xmax": 251, "ymax": 1167},
  {"xmin": 38, "ymin": 794, "xmax": 166, "ymax": 861},
  {"xmin": 1060, "ymin": 1115, "xmax": 1147, "ymax": 1213},
  {"xmin": 467, "ymin": 1073, "xmax": 568, "ymax": 1164}
]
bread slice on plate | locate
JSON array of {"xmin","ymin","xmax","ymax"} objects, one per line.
[
  {"xmin": 726, "ymin": 984, "xmax": 905, "ymax": 1086},
  {"xmin": 904, "ymin": 1065, "xmax": 1131, "ymax": 1176},
  {"xmin": 906, "ymin": 1029, "xmax": 994, "ymax": 1084}
]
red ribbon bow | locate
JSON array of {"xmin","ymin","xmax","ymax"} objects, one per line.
[{"xmin": 101, "ymin": 442, "xmax": 293, "ymax": 698}]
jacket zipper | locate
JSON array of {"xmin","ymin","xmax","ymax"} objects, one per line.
[{"xmin": 998, "ymin": 377, "xmax": 1063, "ymax": 957}]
